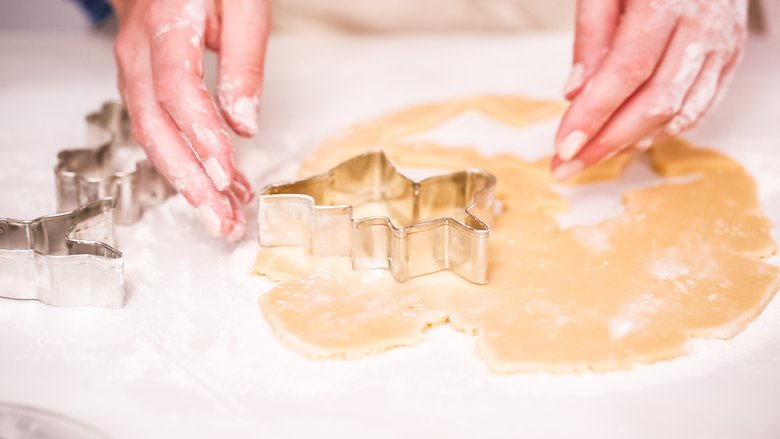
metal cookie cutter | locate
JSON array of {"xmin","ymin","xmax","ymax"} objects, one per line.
[
  {"xmin": 258, "ymin": 151, "xmax": 496, "ymax": 284},
  {"xmin": 0, "ymin": 102, "xmax": 168, "ymax": 308},
  {"xmin": 0, "ymin": 199, "xmax": 124, "ymax": 308},
  {"xmin": 55, "ymin": 101, "xmax": 175, "ymax": 225}
]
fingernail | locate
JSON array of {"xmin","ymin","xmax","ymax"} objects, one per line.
[
  {"xmin": 204, "ymin": 157, "xmax": 231, "ymax": 191},
  {"xmin": 557, "ymin": 130, "xmax": 587, "ymax": 161},
  {"xmin": 229, "ymin": 96, "xmax": 259, "ymax": 135},
  {"xmin": 553, "ymin": 160, "xmax": 584, "ymax": 182},
  {"xmin": 230, "ymin": 178, "xmax": 253, "ymax": 204},
  {"xmin": 665, "ymin": 115, "xmax": 687, "ymax": 136},
  {"xmin": 564, "ymin": 63, "xmax": 585, "ymax": 96},
  {"xmin": 227, "ymin": 219, "xmax": 246, "ymax": 242},
  {"xmin": 636, "ymin": 136, "xmax": 654, "ymax": 151},
  {"xmin": 197, "ymin": 204, "xmax": 224, "ymax": 237}
]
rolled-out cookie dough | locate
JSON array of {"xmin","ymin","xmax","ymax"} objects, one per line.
[{"xmin": 253, "ymin": 95, "xmax": 780, "ymax": 373}]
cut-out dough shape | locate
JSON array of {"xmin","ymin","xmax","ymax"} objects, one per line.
[{"xmin": 253, "ymin": 95, "xmax": 780, "ymax": 373}]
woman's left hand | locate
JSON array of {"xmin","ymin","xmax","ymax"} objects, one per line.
[{"xmin": 553, "ymin": 0, "xmax": 748, "ymax": 181}]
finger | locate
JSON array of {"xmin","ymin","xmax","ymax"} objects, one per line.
[
  {"xmin": 555, "ymin": 25, "xmax": 708, "ymax": 176},
  {"xmin": 665, "ymin": 53, "xmax": 725, "ymax": 135},
  {"xmin": 564, "ymin": 0, "xmax": 621, "ymax": 99},
  {"xmin": 114, "ymin": 31, "xmax": 135, "ymax": 106},
  {"xmin": 118, "ymin": 41, "xmax": 238, "ymax": 237},
  {"xmin": 148, "ymin": 1, "xmax": 237, "ymax": 192},
  {"xmin": 117, "ymin": 77, "xmax": 129, "ymax": 108},
  {"xmin": 230, "ymin": 170, "xmax": 255, "ymax": 205},
  {"xmin": 133, "ymin": 105, "xmax": 239, "ymax": 238},
  {"xmin": 217, "ymin": 0, "xmax": 271, "ymax": 137},
  {"xmin": 226, "ymin": 192, "xmax": 247, "ymax": 242},
  {"xmin": 634, "ymin": 128, "xmax": 662, "ymax": 151},
  {"xmin": 695, "ymin": 48, "xmax": 742, "ymax": 126},
  {"xmin": 555, "ymin": 3, "xmax": 678, "ymax": 161}
]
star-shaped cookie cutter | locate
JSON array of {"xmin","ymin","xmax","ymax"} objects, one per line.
[
  {"xmin": 55, "ymin": 102, "xmax": 175, "ymax": 225},
  {"xmin": 0, "ymin": 199, "xmax": 125, "ymax": 308},
  {"xmin": 258, "ymin": 151, "xmax": 496, "ymax": 284}
]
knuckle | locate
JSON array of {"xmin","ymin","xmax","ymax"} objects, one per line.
[
  {"xmin": 113, "ymin": 32, "xmax": 136, "ymax": 69},
  {"xmin": 129, "ymin": 115, "xmax": 153, "ymax": 146},
  {"xmin": 733, "ymin": 25, "xmax": 748, "ymax": 46},
  {"xmin": 153, "ymin": 69, "xmax": 192, "ymax": 107},
  {"xmin": 142, "ymin": 3, "xmax": 167, "ymax": 33},
  {"xmin": 240, "ymin": 63, "xmax": 265, "ymax": 82},
  {"xmin": 646, "ymin": 87, "xmax": 680, "ymax": 118},
  {"xmin": 130, "ymin": 123, "xmax": 147, "ymax": 145},
  {"xmin": 617, "ymin": 59, "xmax": 653, "ymax": 87}
]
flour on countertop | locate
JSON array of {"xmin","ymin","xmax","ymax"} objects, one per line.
[{"xmin": 1, "ymin": 33, "xmax": 779, "ymax": 438}]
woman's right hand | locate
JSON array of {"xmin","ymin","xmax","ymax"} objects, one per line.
[{"xmin": 110, "ymin": 0, "xmax": 271, "ymax": 239}]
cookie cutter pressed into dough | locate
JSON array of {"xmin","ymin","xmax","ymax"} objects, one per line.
[
  {"xmin": 258, "ymin": 151, "xmax": 496, "ymax": 284},
  {"xmin": 0, "ymin": 199, "xmax": 124, "ymax": 308},
  {"xmin": 55, "ymin": 101, "xmax": 175, "ymax": 225}
]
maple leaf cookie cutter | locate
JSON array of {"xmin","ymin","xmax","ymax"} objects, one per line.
[
  {"xmin": 0, "ymin": 199, "xmax": 125, "ymax": 308},
  {"xmin": 257, "ymin": 151, "xmax": 497, "ymax": 284},
  {"xmin": 55, "ymin": 101, "xmax": 175, "ymax": 225}
]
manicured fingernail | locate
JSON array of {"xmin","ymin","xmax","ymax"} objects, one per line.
[
  {"xmin": 197, "ymin": 204, "xmax": 223, "ymax": 237},
  {"xmin": 564, "ymin": 63, "xmax": 585, "ymax": 96},
  {"xmin": 557, "ymin": 130, "xmax": 587, "ymax": 161},
  {"xmin": 227, "ymin": 219, "xmax": 246, "ymax": 242},
  {"xmin": 230, "ymin": 178, "xmax": 253, "ymax": 204},
  {"xmin": 204, "ymin": 157, "xmax": 230, "ymax": 191},
  {"xmin": 636, "ymin": 136, "xmax": 654, "ymax": 150},
  {"xmin": 665, "ymin": 115, "xmax": 687, "ymax": 136},
  {"xmin": 229, "ymin": 96, "xmax": 259, "ymax": 135},
  {"xmin": 553, "ymin": 160, "xmax": 584, "ymax": 182}
]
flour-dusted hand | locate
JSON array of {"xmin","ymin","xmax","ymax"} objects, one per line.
[
  {"xmin": 110, "ymin": 0, "xmax": 270, "ymax": 238},
  {"xmin": 553, "ymin": 0, "xmax": 748, "ymax": 181}
]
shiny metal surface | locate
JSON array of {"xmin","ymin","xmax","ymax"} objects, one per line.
[
  {"xmin": 54, "ymin": 102, "xmax": 175, "ymax": 225},
  {"xmin": 258, "ymin": 151, "xmax": 496, "ymax": 284},
  {"xmin": 0, "ymin": 199, "xmax": 124, "ymax": 308},
  {"xmin": 0, "ymin": 402, "xmax": 109, "ymax": 439}
]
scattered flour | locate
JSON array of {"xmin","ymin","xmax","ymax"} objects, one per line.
[
  {"xmin": 608, "ymin": 292, "xmax": 665, "ymax": 339},
  {"xmin": 571, "ymin": 227, "xmax": 611, "ymax": 254},
  {"xmin": 648, "ymin": 252, "xmax": 690, "ymax": 280},
  {"xmin": 154, "ymin": 0, "xmax": 207, "ymax": 47}
]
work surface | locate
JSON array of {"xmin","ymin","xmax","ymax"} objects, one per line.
[{"xmin": 1, "ymin": 32, "xmax": 779, "ymax": 438}]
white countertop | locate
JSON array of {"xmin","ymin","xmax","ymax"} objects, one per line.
[{"xmin": 1, "ymin": 31, "xmax": 779, "ymax": 438}]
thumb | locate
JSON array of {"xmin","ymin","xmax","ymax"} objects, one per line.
[{"xmin": 217, "ymin": 0, "xmax": 271, "ymax": 137}]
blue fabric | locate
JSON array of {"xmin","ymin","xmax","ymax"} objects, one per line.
[{"xmin": 70, "ymin": 0, "xmax": 113, "ymax": 24}]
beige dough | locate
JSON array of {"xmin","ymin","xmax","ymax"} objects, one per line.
[{"xmin": 253, "ymin": 95, "xmax": 780, "ymax": 373}]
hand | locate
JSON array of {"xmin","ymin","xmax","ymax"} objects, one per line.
[
  {"xmin": 552, "ymin": 0, "xmax": 748, "ymax": 181},
  {"xmin": 110, "ymin": 0, "xmax": 270, "ymax": 239}
]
